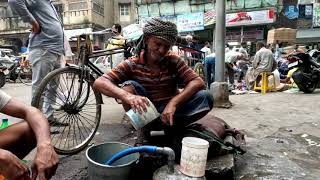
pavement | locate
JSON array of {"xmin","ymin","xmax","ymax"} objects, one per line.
[{"xmin": 1, "ymin": 82, "xmax": 320, "ymax": 179}]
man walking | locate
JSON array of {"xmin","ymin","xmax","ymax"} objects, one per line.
[{"xmin": 9, "ymin": 0, "xmax": 66, "ymax": 125}]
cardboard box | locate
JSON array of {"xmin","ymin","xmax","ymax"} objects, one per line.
[{"xmin": 267, "ymin": 28, "xmax": 297, "ymax": 44}]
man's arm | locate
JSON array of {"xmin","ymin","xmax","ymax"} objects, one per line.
[
  {"xmin": 252, "ymin": 52, "xmax": 260, "ymax": 69},
  {"xmin": 1, "ymin": 99, "xmax": 58, "ymax": 180},
  {"xmin": 93, "ymin": 76, "xmax": 149, "ymax": 113},
  {"xmin": 8, "ymin": 0, "xmax": 40, "ymax": 33},
  {"xmin": 161, "ymin": 77, "xmax": 205, "ymax": 126},
  {"xmin": 93, "ymin": 76, "xmax": 130, "ymax": 101},
  {"xmin": 8, "ymin": 0, "xmax": 36, "ymax": 24},
  {"xmin": 171, "ymin": 77, "xmax": 205, "ymax": 107}
]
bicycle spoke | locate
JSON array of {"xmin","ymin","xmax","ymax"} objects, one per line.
[
  {"xmin": 73, "ymin": 114, "xmax": 91, "ymax": 139},
  {"xmin": 52, "ymin": 113, "xmax": 70, "ymax": 146},
  {"xmin": 79, "ymin": 111, "xmax": 97, "ymax": 123},
  {"xmin": 77, "ymin": 112, "xmax": 96, "ymax": 129},
  {"xmin": 34, "ymin": 67, "xmax": 101, "ymax": 154}
]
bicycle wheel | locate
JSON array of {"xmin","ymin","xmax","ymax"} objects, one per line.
[
  {"xmin": 194, "ymin": 62, "xmax": 205, "ymax": 81},
  {"xmin": 32, "ymin": 66, "xmax": 102, "ymax": 155}
]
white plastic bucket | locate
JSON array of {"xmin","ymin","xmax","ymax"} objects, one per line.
[
  {"xmin": 179, "ymin": 137, "xmax": 209, "ymax": 177},
  {"xmin": 125, "ymin": 99, "xmax": 160, "ymax": 130}
]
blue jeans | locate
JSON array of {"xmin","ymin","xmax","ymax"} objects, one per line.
[
  {"xmin": 122, "ymin": 80, "xmax": 214, "ymax": 129},
  {"xmin": 204, "ymin": 56, "xmax": 215, "ymax": 88},
  {"xmin": 29, "ymin": 48, "xmax": 62, "ymax": 120}
]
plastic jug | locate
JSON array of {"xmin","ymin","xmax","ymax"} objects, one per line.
[{"xmin": 0, "ymin": 118, "xmax": 9, "ymax": 130}]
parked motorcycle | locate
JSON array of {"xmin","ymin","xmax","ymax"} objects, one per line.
[
  {"xmin": 288, "ymin": 52, "xmax": 320, "ymax": 93},
  {"xmin": 0, "ymin": 56, "xmax": 15, "ymax": 88},
  {"xmin": 0, "ymin": 63, "xmax": 8, "ymax": 88}
]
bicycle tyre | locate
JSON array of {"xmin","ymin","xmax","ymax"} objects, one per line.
[{"xmin": 32, "ymin": 66, "xmax": 102, "ymax": 155}]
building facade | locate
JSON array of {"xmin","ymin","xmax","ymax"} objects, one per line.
[
  {"xmin": 135, "ymin": 0, "xmax": 282, "ymax": 47},
  {"xmin": 114, "ymin": 0, "xmax": 136, "ymax": 26},
  {"xmin": 0, "ymin": 0, "xmax": 137, "ymax": 52}
]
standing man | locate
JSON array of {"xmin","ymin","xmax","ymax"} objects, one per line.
[
  {"xmin": 9, "ymin": 0, "xmax": 66, "ymax": 125},
  {"xmin": 201, "ymin": 41, "xmax": 212, "ymax": 57},
  {"xmin": 204, "ymin": 53, "xmax": 216, "ymax": 89},
  {"xmin": 106, "ymin": 24, "xmax": 125, "ymax": 68},
  {"xmin": 237, "ymin": 42, "xmax": 249, "ymax": 82}
]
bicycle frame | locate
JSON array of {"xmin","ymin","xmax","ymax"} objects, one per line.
[{"xmin": 68, "ymin": 32, "xmax": 130, "ymax": 109}]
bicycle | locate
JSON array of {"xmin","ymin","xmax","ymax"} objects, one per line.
[
  {"xmin": 31, "ymin": 29, "xmax": 134, "ymax": 155},
  {"xmin": 178, "ymin": 46, "xmax": 206, "ymax": 84}
]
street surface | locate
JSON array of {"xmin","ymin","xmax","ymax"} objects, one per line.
[{"xmin": 1, "ymin": 82, "xmax": 320, "ymax": 179}]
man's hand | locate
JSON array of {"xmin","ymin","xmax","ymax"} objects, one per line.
[
  {"xmin": 31, "ymin": 143, "xmax": 58, "ymax": 180},
  {"xmin": 31, "ymin": 21, "xmax": 41, "ymax": 34},
  {"xmin": 161, "ymin": 101, "xmax": 177, "ymax": 126},
  {"xmin": 123, "ymin": 94, "xmax": 149, "ymax": 114},
  {"xmin": 0, "ymin": 149, "xmax": 31, "ymax": 180}
]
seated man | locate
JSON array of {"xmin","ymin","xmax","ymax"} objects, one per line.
[
  {"xmin": 0, "ymin": 90, "xmax": 58, "ymax": 179},
  {"xmin": 93, "ymin": 18, "xmax": 213, "ymax": 142},
  {"xmin": 245, "ymin": 41, "xmax": 277, "ymax": 89}
]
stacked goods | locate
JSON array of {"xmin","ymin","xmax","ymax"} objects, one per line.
[{"xmin": 267, "ymin": 28, "xmax": 297, "ymax": 44}]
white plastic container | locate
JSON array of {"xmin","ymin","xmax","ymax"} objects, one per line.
[
  {"xmin": 125, "ymin": 98, "xmax": 160, "ymax": 130},
  {"xmin": 179, "ymin": 137, "xmax": 209, "ymax": 177}
]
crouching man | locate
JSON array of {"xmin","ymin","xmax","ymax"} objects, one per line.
[{"xmin": 93, "ymin": 18, "xmax": 214, "ymax": 143}]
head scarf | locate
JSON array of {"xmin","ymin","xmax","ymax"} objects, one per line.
[
  {"xmin": 143, "ymin": 18, "xmax": 178, "ymax": 45},
  {"xmin": 134, "ymin": 18, "xmax": 178, "ymax": 56}
]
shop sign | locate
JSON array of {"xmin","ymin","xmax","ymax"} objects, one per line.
[
  {"xmin": 177, "ymin": 12, "xmax": 204, "ymax": 32},
  {"xmin": 204, "ymin": 10, "xmax": 216, "ymax": 26},
  {"xmin": 122, "ymin": 24, "xmax": 143, "ymax": 41},
  {"xmin": 285, "ymin": 5, "xmax": 299, "ymax": 19},
  {"xmin": 159, "ymin": 15, "xmax": 177, "ymax": 24},
  {"xmin": 313, "ymin": 3, "xmax": 320, "ymax": 27},
  {"xmin": 299, "ymin": 4, "xmax": 313, "ymax": 19},
  {"xmin": 226, "ymin": 30, "xmax": 264, "ymax": 41},
  {"xmin": 226, "ymin": 9, "xmax": 275, "ymax": 27}
]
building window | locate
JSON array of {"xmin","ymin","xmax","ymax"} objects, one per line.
[
  {"xmin": 68, "ymin": 2, "xmax": 88, "ymax": 11},
  {"xmin": 92, "ymin": 0, "xmax": 104, "ymax": 16},
  {"xmin": 119, "ymin": 3, "xmax": 130, "ymax": 22}
]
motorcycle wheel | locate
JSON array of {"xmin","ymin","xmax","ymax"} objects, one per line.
[
  {"xmin": 300, "ymin": 81, "xmax": 317, "ymax": 93},
  {"xmin": 0, "ymin": 72, "xmax": 6, "ymax": 88},
  {"xmin": 292, "ymin": 70, "xmax": 317, "ymax": 93}
]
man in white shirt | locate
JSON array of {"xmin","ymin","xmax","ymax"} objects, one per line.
[
  {"xmin": 225, "ymin": 51, "xmax": 244, "ymax": 86},
  {"xmin": 201, "ymin": 41, "xmax": 212, "ymax": 57},
  {"xmin": 237, "ymin": 42, "xmax": 250, "ymax": 82}
]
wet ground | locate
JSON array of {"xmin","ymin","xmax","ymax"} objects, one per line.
[{"xmin": 2, "ymin": 83, "xmax": 320, "ymax": 179}]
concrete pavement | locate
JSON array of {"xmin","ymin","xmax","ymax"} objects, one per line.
[{"xmin": 1, "ymin": 82, "xmax": 320, "ymax": 179}]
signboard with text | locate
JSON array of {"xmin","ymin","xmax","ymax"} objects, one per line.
[
  {"xmin": 226, "ymin": 29, "xmax": 264, "ymax": 41},
  {"xmin": 313, "ymin": 3, "xmax": 320, "ymax": 27},
  {"xmin": 177, "ymin": 12, "xmax": 204, "ymax": 32},
  {"xmin": 204, "ymin": 10, "xmax": 216, "ymax": 26},
  {"xmin": 226, "ymin": 9, "xmax": 275, "ymax": 27}
]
